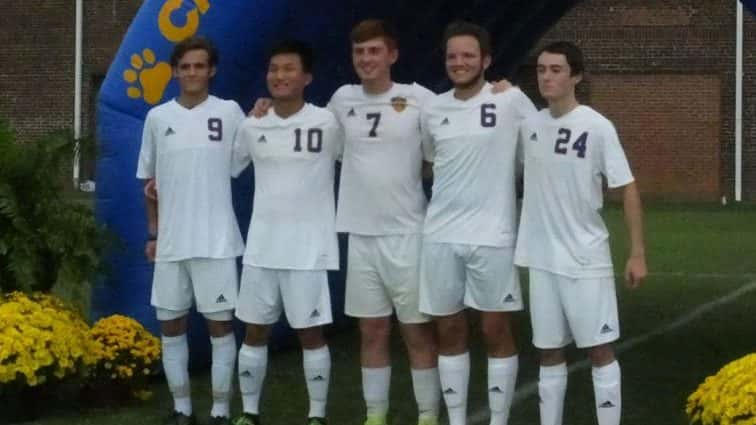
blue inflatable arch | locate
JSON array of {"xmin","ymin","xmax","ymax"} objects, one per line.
[{"xmin": 94, "ymin": 0, "xmax": 578, "ymax": 354}]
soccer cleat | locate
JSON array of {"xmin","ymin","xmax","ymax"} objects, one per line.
[
  {"xmin": 208, "ymin": 416, "xmax": 232, "ymax": 425},
  {"xmin": 163, "ymin": 411, "xmax": 196, "ymax": 425},
  {"xmin": 417, "ymin": 416, "xmax": 439, "ymax": 425},
  {"xmin": 307, "ymin": 417, "xmax": 328, "ymax": 425},
  {"xmin": 232, "ymin": 413, "xmax": 261, "ymax": 425},
  {"xmin": 363, "ymin": 414, "xmax": 387, "ymax": 425}
]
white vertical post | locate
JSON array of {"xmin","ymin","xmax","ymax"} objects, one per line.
[
  {"xmin": 735, "ymin": 0, "xmax": 743, "ymax": 202},
  {"xmin": 73, "ymin": 0, "xmax": 83, "ymax": 189}
]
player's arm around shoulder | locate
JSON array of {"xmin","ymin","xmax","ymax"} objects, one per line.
[
  {"xmin": 496, "ymin": 86, "xmax": 538, "ymax": 120},
  {"xmin": 321, "ymin": 107, "xmax": 345, "ymax": 161},
  {"xmin": 230, "ymin": 117, "xmax": 258, "ymax": 178},
  {"xmin": 418, "ymin": 95, "xmax": 441, "ymax": 168}
]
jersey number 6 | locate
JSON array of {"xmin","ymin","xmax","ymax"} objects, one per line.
[{"xmin": 481, "ymin": 104, "xmax": 496, "ymax": 128}]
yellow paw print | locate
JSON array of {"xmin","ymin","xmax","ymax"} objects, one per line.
[{"xmin": 123, "ymin": 48, "xmax": 172, "ymax": 105}]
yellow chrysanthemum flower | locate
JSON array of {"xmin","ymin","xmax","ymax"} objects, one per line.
[{"xmin": 687, "ymin": 353, "xmax": 756, "ymax": 425}]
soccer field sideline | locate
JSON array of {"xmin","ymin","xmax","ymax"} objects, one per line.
[{"xmin": 467, "ymin": 274, "xmax": 756, "ymax": 425}]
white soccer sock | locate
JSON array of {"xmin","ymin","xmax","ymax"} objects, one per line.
[
  {"xmin": 362, "ymin": 366, "xmax": 391, "ymax": 417},
  {"xmin": 488, "ymin": 355, "xmax": 518, "ymax": 425},
  {"xmin": 593, "ymin": 361, "xmax": 621, "ymax": 425},
  {"xmin": 303, "ymin": 346, "xmax": 331, "ymax": 418},
  {"xmin": 411, "ymin": 367, "xmax": 441, "ymax": 420},
  {"xmin": 238, "ymin": 344, "xmax": 268, "ymax": 415},
  {"xmin": 539, "ymin": 363, "xmax": 568, "ymax": 425},
  {"xmin": 210, "ymin": 333, "xmax": 236, "ymax": 418},
  {"xmin": 162, "ymin": 334, "xmax": 192, "ymax": 416},
  {"xmin": 439, "ymin": 352, "xmax": 470, "ymax": 425}
]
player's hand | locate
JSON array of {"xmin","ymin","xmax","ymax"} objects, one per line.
[
  {"xmin": 624, "ymin": 254, "xmax": 647, "ymax": 289},
  {"xmin": 144, "ymin": 178, "xmax": 158, "ymax": 201},
  {"xmin": 145, "ymin": 240, "xmax": 156, "ymax": 262},
  {"xmin": 490, "ymin": 79, "xmax": 513, "ymax": 94},
  {"xmin": 249, "ymin": 98, "xmax": 273, "ymax": 118}
]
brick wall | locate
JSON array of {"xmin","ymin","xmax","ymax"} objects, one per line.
[
  {"xmin": 592, "ymin": 75, "xmax": 721, "ymax": 200},
  {"xmin": 0, "ymin": 0, "xmax": 140, "ymax": 142},
  {"xmin": 743, "ymin": 6, "xmax": 756, "ymax": 201},
  {"xmin": 1, "ymin": 0, "xmax": 754, "ymax": 200},
  {"xmin": 519, "ymin": 0, "xmax": 756, "ymax": 201}
]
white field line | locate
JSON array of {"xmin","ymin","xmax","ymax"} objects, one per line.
[{"xmin": 467, "ymin": 278, "xmax": 756, "ymax": 424}]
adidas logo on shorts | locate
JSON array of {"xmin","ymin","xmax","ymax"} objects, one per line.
[
  {"xmin": 311, "ymin": 375, "xmax": 326, "ymax": 381},
  {"xmin": 599, "ymin": 400, "xmax": 616, "ymax": 408},
  {"xmin": 530, "ymin": 132, "xmax": 538, "ymax": 142},
  {"xmin": 216, "ymin": 294, "xmax": 227, "ymax": 304},
  {"xmin": 600, "ymin": 324, "xmax": 613, "ymax": 334},
  {"xmin": 165, "ymin": 127, "xmax": 176, "ymax": 136},
  {"xmin": 489, "ymin": 386, "xmax": 504, "ymax": 393},
  {"xmin": 347, "ymin": 108, "xmax": 356, "ymax": 117},
  {"xmin": 310, "ymin": 309, "xmax": 320, "ymax": 318},
  {"xmin": 257, "ymin": 134, "xmax": 267, "ymax": 143},
  {"xmin": 443, "ymin": 387, "xmax": 457, "ymax": 395},
  {"xmin": 240, "ymin": 370, "xmax": 253, "ymax": 378},
  {"xmin": 503, "ymin": 294, "xmax": 516, "ymax": 303},
  {"xmin": 441, "ymin": 117, "xmax": 450, "ymax": 126}
]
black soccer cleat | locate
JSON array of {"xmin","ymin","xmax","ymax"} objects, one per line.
[
  {"xmin": 208, "ymin": 415, "xmax": 233, "ymax": 425},
  {"xmin": 163, "ymin": 411, "xmax": 197, "ymax": 425}
]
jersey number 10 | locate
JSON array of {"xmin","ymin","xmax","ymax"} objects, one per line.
[{"xmin": 294, "ymin": 128, "xmax": 323, "ymax": 153}]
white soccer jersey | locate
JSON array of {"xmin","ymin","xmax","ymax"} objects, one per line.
[
  {"xmin": 328, "ymin": 83, "xmax": 435, "ymax": 235},
  {"xmin": 514, "ymin": 105, "xmax": 634, "ymax": 278},
  {"xmin": 421, "ymin": 84, "xmax": 536, "ymax": 247},
  {"xmin": 136, "ymin": 96, "xmax": 245, "ymax": 262},
  {"xmin": 232, "ymin": 103, "xmax": 342, "ymax": 270}
]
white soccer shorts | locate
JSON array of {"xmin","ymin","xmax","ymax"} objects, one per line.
[
  {"xmin": 345, "ymin": 234, "xmax": 430, "ymax": 324},
  {"xmin": 529, "ymin": 268, "xmax": 620, "ymax": 349},
  {"xmin": 151, "ymin": 258, "xmax": 238, "ymax": 319},
  {"xmin": 419, "ymin": 242, "xmax": 523, "ymax": 316},
  {"xmin": 235, "ymin": 265, "xmax": 333, "ymax": 329}
]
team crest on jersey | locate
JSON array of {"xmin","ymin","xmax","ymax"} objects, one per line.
[{"xmin": 390, "ymin": 96, "xmax": 407, "ymax": 113}]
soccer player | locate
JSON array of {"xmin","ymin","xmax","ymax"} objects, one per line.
[
  {"xmin": 514, "ymin": 41, "xmax": 647, "ymax": 425},
  {"xmin": 137, "ymin": 36, "xmax": 244, "ymax": 425},
  {"xmin": 230, "ymin": 40, "xmax": 342, "ymax": 425},
  {"xmin": 328, "ymin": 20, "xmax": 441, "ymax": 425},
  {"xmin": 419, "ymin": 21, "xmax": 536, "ymax": 425}
]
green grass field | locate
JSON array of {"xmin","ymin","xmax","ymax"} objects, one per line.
[{"xmin": 28, "ymin": 203, "xmax": 756, "ymax": 425}]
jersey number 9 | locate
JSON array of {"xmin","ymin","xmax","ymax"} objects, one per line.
[{"xmin": 208, "ymin": 118, "xmax": 222, "ymax": 141}]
